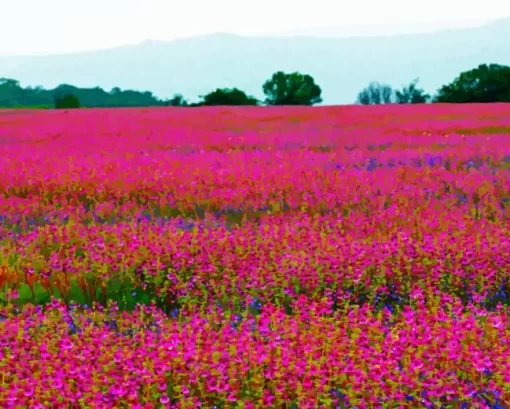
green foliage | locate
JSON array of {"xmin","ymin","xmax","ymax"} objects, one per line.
[
  {"xmin": 54, "ymin": 93, "xmax": 81, "ymax": 109},
  {"xmin": 0, "ymin": 105, "xmax": 51, "ymax": 109},
  {"xmin": 434, "ymin": 64, "xmax": 510, "ymax": 103},
  {"xmin": 0, "ymin": 78, "xmax": 27, "ymax": 106},
  {"xmin": 105, "ymin": 87, "xmax": 163, "ymax": 107},
  {"xmin": 395, "ymin": 78, "xmax": 430, "ymax": 104},
  {"xmin": 263, "ymin": 71, "xmax": 322, "ymax": 106},
  {"xmin": 356, "ymin": 81, "xmax": 394, "ymax": 105},
  {"xmin": 3, "ymin": 62, "xmax": 510, "ymax": 109},
  {"xmin": 197, "ymin": 88, "xmax": 259, "ymax": 106},
  {"xmin": 0, "ymin": 79, "xmax": 168, "ymax": 108},
  {"xmin": 164, "ymin": 94, "xmax": 189, "ymax": 107}
]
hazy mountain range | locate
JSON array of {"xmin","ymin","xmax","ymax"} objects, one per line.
[
  {"xmin": 263, "ymin": 18, "xmax": 494, "ymax": 37},
  {"xmin": 1, "ymin": 18, "xmax": 510, "ymax": 105}
]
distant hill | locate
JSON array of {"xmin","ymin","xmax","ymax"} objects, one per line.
[
  {"xmin": 1, "ymin": 18, "xmax": 510, "ymax": 105},
  {"xmin": 264, "ymin": 18, "xmax": 493, "ymax": 37}
]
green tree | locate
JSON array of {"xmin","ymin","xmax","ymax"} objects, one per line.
[
  {"xmin": 434, "ymin": 64, "xmax": 510, "ymax": 103},
  {"xmin": 165, "ymin": 94, "xmax": 189, "ymax": 107},
  {"xmin": 263, "ymin": 71, "xmax": 322, "ymax": 105},
  {"xmin": 356, "ymin": 82, "xmax": 394, "ymax": 105},
  {"xmin": 198, "ymin": 88, "xmax": 258, "ymax": 106},
  {"xmin": 0, "ymin": 78, "xmax": 25, "ymax": 106},
  {"xmin": 54, "ymin": 93, "xmax": 81, "ymax": 109},
  {"xmin": 395, "ymin": 78, "xmax": 430, "ymax": 104},
  {"xmin": 0, "ymin": 78, "xmax": 21, "ymax": 91}
]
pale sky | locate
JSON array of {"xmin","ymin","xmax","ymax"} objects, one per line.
[{"xmin": 1, "ymin": 0, "xmax": 509, "ymax": 55}]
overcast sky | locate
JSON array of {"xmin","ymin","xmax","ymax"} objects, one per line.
[{"xmin": 1, "ymin": 0, "xmax": 509, "ymax": 55}]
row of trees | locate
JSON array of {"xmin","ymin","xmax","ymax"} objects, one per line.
[
  {"xmin": 2, "ymin": 63, "xmax": 510, "ymax": 109},
  {"xmin": 357, "ymin": 64, "xmax": 510, "ymax": 105},
  {"xmin": 0, "ymin": 71, "xmax": 322, "ymax": 109},
  {"xmin": 0, "ymin": 80, "xmax": 165, "ymax": 108},
  {"xmin": 166, "ymin": 72, "xmax": 323, "ymax": 107},
  {"xmin": 357, "ymin": 78, "xmax": 430, "ymax": 105}
]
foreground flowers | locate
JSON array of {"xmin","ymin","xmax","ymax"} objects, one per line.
[
  {"xmin": 0, "ymin": 296, "xmax": 509, "ymax": 408},
  {"xmin": 0, "ymin": 104, "xmax": 509, "ymax": 407}
]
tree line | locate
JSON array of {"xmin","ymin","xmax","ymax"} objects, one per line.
[
  {"xmin": 356, "ymin": 63, "xmax": 510, "ymax": 105},
  {"xmin": 0, "ymin": 71, "xmax": 322, "ymax": 109},
  {"xmin": 1, "ymin": 63, "xmax": 509, "ymax": 109},
  {"xmin": 0, "ymin": 80, "xmax": 169, "ymax": 109}
]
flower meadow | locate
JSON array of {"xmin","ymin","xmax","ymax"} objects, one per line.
[{"xmin": 0, "ymin": 104, "xmax": 509, "ymax": 408}]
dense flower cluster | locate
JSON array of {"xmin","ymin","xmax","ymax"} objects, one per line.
[{"xmin": 0, "ymin": 105, "xmax": 509, "ymax": 408}]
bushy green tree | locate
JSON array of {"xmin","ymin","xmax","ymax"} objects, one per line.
[
  {"xmin": 198, "ymin": 88, "xmax": 258, "ymax": 106},
  {"xmin": 0, "ymin": 78, "xmax": 25, "ymax": 106},
  {"xmin": 263, "ymin": 71, "xmax": 322, "ymax": 105},
  {"xmin": 164, "ymin": 94, "xmax": 189, "ymax": 106},
  {"xmin": 434, "ymin": 64, "xmax": 510, "ymax": 103},
  {"xmin": 54, "ymin": 93, "xmax": 81, "ymax": 109}
]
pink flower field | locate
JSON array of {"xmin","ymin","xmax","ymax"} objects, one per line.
[{"xmin": 0, "ymin": 104, "xmax": 509, "ymax": 408}]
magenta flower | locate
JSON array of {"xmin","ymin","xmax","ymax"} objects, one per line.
[{"xmin": 160, "ymin": 393, "xmax": 170, "ymax": 404}]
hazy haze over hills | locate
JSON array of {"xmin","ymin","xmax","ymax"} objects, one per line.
[
  {"xmin": 262, "ymin": 17, "xmax": 493, "ymax": 37},
  {"xmin": 1, "ymin": 18, "xmax": 510, "ymax": 104}
]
